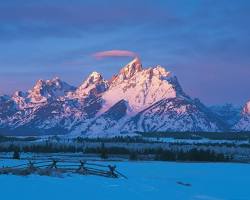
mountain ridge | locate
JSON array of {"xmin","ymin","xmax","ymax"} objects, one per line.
[{"xmin": 0, "ymin": 58, "xmax": 249, "ymax": 136}]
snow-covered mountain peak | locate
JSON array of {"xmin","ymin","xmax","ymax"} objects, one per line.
[
  {"xmin": 69, "ymin": 72, "xmax": 108, "ymax": 99},
  {"xmin": 243, "ymin": 100, "xmax": 250, "ymax": 115},
  {"xmin": 49, "ymin": 77, "xmax": 62, "ymax": 85},
  {"xmin": 84, "ymin": 71, "xmax": 104, "ymax": 85},
  {"xmin": 116, "ymin": 57, "xmax": 142, "ymax": 81},
  {"xmin": 27, "ymin": 77, "xmax": 75, "ymax": 104},
  {"xmin": 234, "ymin": 100, "xmax": 250, "ymax": 131},
  {"xmin": 123, "ymin": 57, "xmax": 142, "ymax": 71},
  {"xmin": 101, "ymin": 60, "xmax": 188, "ymax": 114},
  {"xmin": 74, "ymin": 72, "xmax": 104, "ymax": 91}
]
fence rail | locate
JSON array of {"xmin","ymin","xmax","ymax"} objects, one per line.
[{"xmin": 0, "ymin": 159, "xmax": 127, "ymax": 179}]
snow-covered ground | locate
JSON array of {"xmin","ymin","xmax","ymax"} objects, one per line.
[{"xmin": 0, "ymin": 159, "xmax": 249, "ymax": 200}]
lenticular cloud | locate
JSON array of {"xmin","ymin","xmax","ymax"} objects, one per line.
[{"xmin": 93, "ymin": 50, "xmax": 138, "ymax": 59}]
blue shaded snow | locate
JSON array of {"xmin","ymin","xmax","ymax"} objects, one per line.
[{"xmin": 0, "ymin": 161, "xmax": 249, "ymax": 200}]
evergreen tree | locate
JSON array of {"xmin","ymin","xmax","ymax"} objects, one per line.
[
  {"xmin": 129, "ymin": 151, "xmax": 138, "ymax": 160},
  {"xmin": 100, "ymin": 143, "xmax": 108, "ymax": 159},
  {"xmin": 13, "ymin": 149, "xmax": 20, "ymax": 160}
]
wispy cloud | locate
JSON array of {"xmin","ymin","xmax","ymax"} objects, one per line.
[{"xmin": 93, "ymin": 50, "xmax": 138, "ymax": 59}]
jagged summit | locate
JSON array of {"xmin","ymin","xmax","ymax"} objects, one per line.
[
  {"xmin": 69, "ymin": 71, "xmax": 108, "ymax": 99},
  {"xmin": 121, "ymin": 57, "xmax": 142, "ymax": 72},
  {"xmin": 101, "ymin": 58, "xmax": 186, "ymax": 113},
  {"xmin": 115, "ymin": 57, "xmax": 142, "ymax": 81},
  {"xmin": 234, "ymin": 100, "xmax": 250, "ymax": 131},
  {"xmin": 85, "ymin": 71, "xmax": 104, "ymax": 84},
  {"xmin": 243, "ymin": 100, "xmax": 250, "ymax": 114},
  {"xmin": 30, "ymin": 77, "xmax": 74, "ymax": 91},
  {"xmin": 20, "ymin": 77, "xmax": 76, "ymax": 104},
  {"xmin": 76, "ymin": 72, "xmax": 104, "ymax": 92}
]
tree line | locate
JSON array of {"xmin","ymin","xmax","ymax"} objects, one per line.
[{"xmin": 2, "ymin": 143, "xmax": 232, "ymax": 162}]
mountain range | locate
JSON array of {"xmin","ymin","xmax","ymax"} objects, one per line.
[{"xmin": 0, "ymin": 57, "xmax": 249, "ymax": 137}]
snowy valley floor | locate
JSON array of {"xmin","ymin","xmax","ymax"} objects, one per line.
[{"xmin": 0, "ymin": 159, "xmax": 250, "ymax": 200}]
